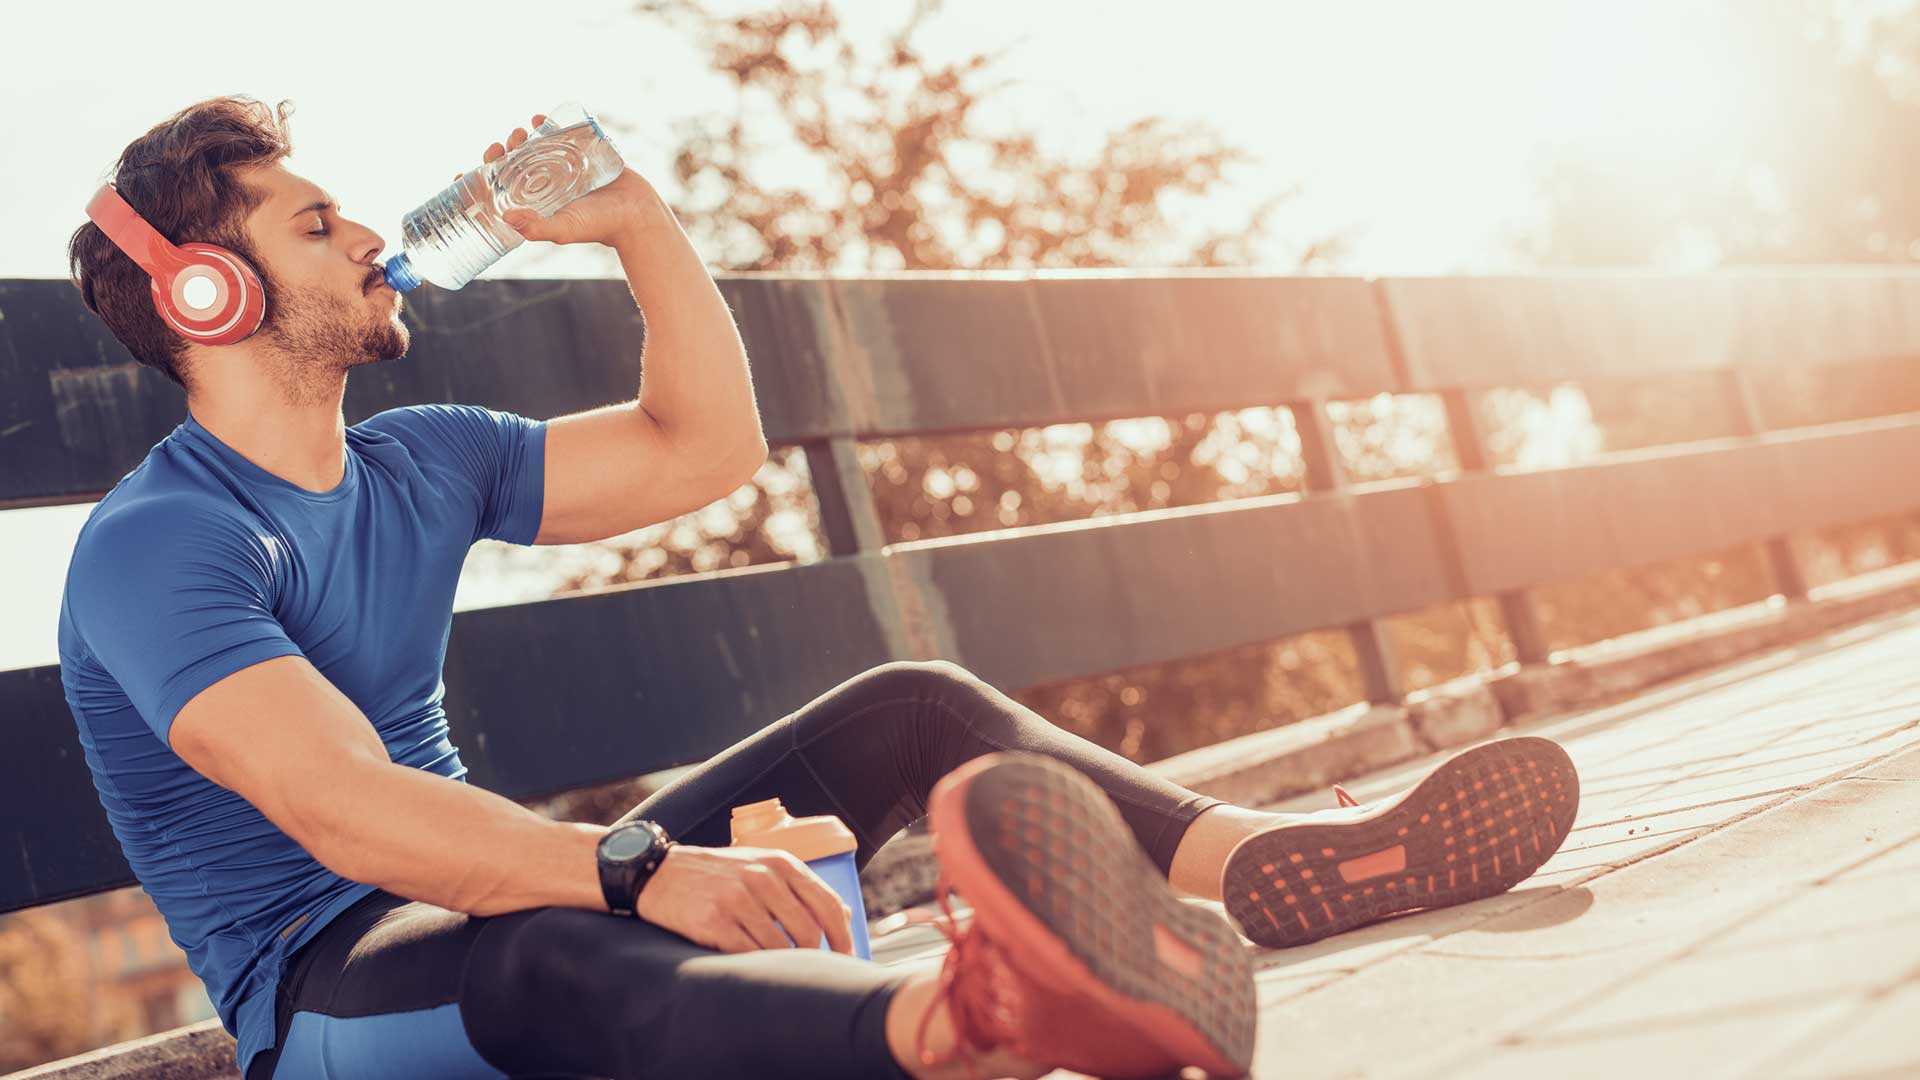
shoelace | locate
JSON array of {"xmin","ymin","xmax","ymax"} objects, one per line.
[
  {"xmin": 1332, "ymin": 782, "xmax": 1359, "ymax": 808},
  {"xmin": 904, "ymin": 874, "xmax": 1029, "ymax": 1079}
]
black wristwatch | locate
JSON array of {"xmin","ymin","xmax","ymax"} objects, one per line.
[{"xmin": 597, "ymin": 819, "xmax": 673, "ymax": 916}]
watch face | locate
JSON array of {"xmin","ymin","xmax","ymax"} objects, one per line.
[{"xmin": 603, "ymin": 825, "xmax": 656, "ymax": 860}]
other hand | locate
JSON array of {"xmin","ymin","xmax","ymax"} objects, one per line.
[
  {"xmin": 461, "ymin": 112, "xmax": 656, "ymax": 248},
  {"xmin": 631, "ymin": 844, "xmax": 856, "ymax": 955}
]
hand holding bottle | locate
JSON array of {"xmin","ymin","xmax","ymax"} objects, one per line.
[
  {"xmin": 386, "ymin": 102, "xmax": 633, "ymax": 292},
  {"xmin": 464, "ymin": 113, "xmax": 657, "ymax": 249},
  {"xmin": 632, "ymin": 844, "xmax": 856, "ymax": 956}
]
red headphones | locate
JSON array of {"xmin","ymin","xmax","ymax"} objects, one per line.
[{"xmin": 84, "ymin": 182, "xmax": 266, "ymax": 346}]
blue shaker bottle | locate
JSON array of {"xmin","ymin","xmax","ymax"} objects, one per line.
[{"xmin": 729, "ymin": 798, "xmax": 873, "ymax": 960}]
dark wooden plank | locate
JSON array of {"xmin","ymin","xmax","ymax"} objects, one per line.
[
  {"xmin": 1021, "ymin": 274, "xmax": 1399, "ymax": 425},
  {"xmin": 0, "ymin": 664, "xmax": 140, "ymax": 909},
  {"xmin": 1439, "ymin": 440, "xmax": 1786, "ymax": 596},
  {"xmin": 439, "ymin": 558, "xmax": 899, "ymax": 798},
  {"xmin": 0, "ymin": 557, "xmax": 898, "ymax": 913},
  {"xmin": 828, "ymin": 275, "xmax": 1399, "ymax": 439},
  {"xmin": 1383, "ymin": 272, "xmax": 1920, "ymax": 390},
  {"xmin": 0, "ymin": 278, "xmax": 195, "ymax": 507},
  {"xmin": 916, "ymin": 482, "xmax": 1460, "ymax": 691},
  {"xmin": 1769, "ymin": 412, "xmax": 1920, "ymax": 536},
  {"xmin": 1438, "ymin": 416, "xmax": 1920, "ymax": 595}
]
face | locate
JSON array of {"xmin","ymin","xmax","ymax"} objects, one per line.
[{"xmin": 234, "ymin": 163, "xmax": 408, "ymax": 378}]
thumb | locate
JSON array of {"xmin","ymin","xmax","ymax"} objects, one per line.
[{"xmin": 503, "ymin": 210, "xmax": 542, "ymax": 240}]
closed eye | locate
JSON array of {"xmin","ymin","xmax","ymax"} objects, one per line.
[{"xmin": 307, "ymin": 228, "xmax": 328, "ymax": 237}]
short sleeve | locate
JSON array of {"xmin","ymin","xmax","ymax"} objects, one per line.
[
  {"xmin": 365, "ymin": 404, "xmax": 547, "ymax": 545},
  {"xmin": 65, "ymin": 502, "xmax": 304, "ymax": 748}
]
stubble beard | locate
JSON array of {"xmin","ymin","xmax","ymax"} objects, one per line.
[{"xmin": 255, "ymin": 277, "xmax": 411, "ymax": 408}]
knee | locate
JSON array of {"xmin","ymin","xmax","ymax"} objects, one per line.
[
  {"xmin": 485, "ymin": 909, "xmax": 591, "ymax": 997},
  {"xmin": 864, "ymin": 658, "xmax": 982, "ymax": 696}
]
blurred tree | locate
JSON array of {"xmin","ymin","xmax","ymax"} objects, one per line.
[
  {"xmin": 0, "ymin": 910, "xmax": 137, "ymax": 1071},
  {"xmin": 627, "ymin": 0, "xmax": 1339, "ymax": 272}
]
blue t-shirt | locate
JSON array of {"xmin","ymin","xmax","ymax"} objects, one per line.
[{"xmin": 56, "ymin": 404, "xmax": 546, "ymax": 1078}]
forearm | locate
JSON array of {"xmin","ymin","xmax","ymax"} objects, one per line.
[
  {"xmin": 612, "ymin": 181, "xmax": 766, "ymax": 455},
  {"xmin": 321, "ymin": 760, "xmax": 610, "ymax": 917}
]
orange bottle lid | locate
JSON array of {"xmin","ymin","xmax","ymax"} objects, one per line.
[{"xmin": 729, "ymin": 798, "xmax": 856, "ymax": 862}]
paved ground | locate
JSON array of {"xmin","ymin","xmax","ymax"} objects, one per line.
[{"xmin": 869, "ymin": 605, "xmax": 1920, "ymax": 1079}]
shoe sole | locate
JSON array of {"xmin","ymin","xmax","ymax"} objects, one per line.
[
  {"xmin": 929, "ymin": 751, "xmax": 1256, "ymax": 1079},
  {"xmin": 1223, "ymin": 735, "xmax": 1580, "ymax": 950}
]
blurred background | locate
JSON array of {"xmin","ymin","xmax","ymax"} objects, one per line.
[{"xmin": 6, "ymin": 0, "xmax": 1920, "ymax": 1068}]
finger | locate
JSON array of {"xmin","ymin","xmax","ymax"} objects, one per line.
[
  {"xmin": 781, "ymin": 863, "xmax": 854, "ymax": 955},
  {"xmin": 731, "ymin": 899, "xmax": 794, "ymax": 951},
  {"xmin": 507, "ymin": 126, "xmax": 528, "ymax": 150},
  {"xmin": 533, "ymin": 114, "xmax": 547, "ymax": 127},
  {"xmin": 750, "ymin": 871, "xmax": 826, "ymax": 954}
]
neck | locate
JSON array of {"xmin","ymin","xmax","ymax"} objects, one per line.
[{"xmin": 187, "ymin": 373, "xmax": 350, "ymax": 495}]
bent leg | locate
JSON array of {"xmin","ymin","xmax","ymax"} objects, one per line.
[
  {"xmin": 458, "ymin": 901, "xmax": 916, "ymax": 1080},
  {"xmin": 246, "ymin": 890, "xmax": 504, "ymax": 1080},
  {"xmin": 615, "ymin": 660, "xmax": 1225, "ymax": 878}
]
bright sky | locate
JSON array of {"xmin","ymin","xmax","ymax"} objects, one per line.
[{"xmin": 1, "ymin": 0, "xmax": 1747, "ymax": 669}]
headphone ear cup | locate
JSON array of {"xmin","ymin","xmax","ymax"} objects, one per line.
[{"xmin": 151, "ymin": 243, "xmax": 266, "ymax": 345}]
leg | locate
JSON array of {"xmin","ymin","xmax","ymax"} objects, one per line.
[
  {"xmin": 465, "ymin": 898, "xmax": 1059, "ymax": 1079},
  {"xmin": 614, "ymin": 660, "xmax": 1243, "ymax": 888},
  {"xmin": 251, "ymin": 885, "xmax": 969, "ymax": 1079}
]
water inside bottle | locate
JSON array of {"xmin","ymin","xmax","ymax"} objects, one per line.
[{"xmin": 383, "ymin": 102, "xmax": 625, "ymax": 291}]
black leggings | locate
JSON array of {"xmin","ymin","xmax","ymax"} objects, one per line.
[{"xmin": 245, "ymin": 660, "xmax": 1226, "ymax": 1080}]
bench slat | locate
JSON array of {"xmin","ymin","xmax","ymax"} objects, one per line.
[{"xmin": 1440, "ymin": 414, "xmax": 1920, "ymax": 595}]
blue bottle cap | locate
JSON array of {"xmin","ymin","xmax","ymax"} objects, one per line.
[{"xmin": 382, "ymin": 254, "xmax": 422, "ymax": 293}]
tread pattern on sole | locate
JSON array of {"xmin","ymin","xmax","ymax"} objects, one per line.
[
  {"xmin": 954, "ymin": 754, "xmax": 1258, "ymax": 1074},
  {"xmin": 1223, "ymin": 735, "xmax": 1581, "ymax": 950}
]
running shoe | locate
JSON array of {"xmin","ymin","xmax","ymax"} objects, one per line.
[
  {"xmin": 1222, "ymin": 735, "xmax": 1580, "ymax": 950},
  {"xmin": 915, "ymin": 750, "xmax": 1257, "ymax": 1079}
]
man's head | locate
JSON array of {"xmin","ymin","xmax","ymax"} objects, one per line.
[{"xmin": 67, "ymin": 95, "xmax": 407, "ymax": 402}]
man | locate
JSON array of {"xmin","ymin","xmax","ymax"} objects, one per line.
[{"xmin": 59, "ymin": 96, "xmax": 1580, "ymax": 1080}]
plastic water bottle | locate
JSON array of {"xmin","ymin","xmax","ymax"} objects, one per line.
[
  {"xmin": 380, "ymin": 101, "xmax": 624, "ymax": 293},
  {"xmin": 729, "ymin": 798, "xmax": 874, "ymax": 960}
]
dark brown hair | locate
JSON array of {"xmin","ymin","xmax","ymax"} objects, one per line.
[{"xmin": 66, "ymin": 95, "xmax": 296, "ymax": 390}]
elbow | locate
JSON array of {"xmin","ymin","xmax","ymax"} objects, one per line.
[{"xmin": 726, "ymin": 438, "xmax": 770, "ymax": 483}]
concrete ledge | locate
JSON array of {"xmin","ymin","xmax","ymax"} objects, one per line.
[
  {"xmin": 7, "ymin": 1019, "xmax": 234, "ymax": 1080},
  {"xmin": 1491, "ymin": 561, "xmax": 1920, "ymax": 722},
  {"xmin": 1153, "ymin": 702, "xmax": 1425, "ymax": 807},
  {"xmin": 16, "ymin": 564, "xmax": 1920, "ymax": 1080}
]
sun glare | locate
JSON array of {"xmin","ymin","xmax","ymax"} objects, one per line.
[{"xmin": 1535, "ymin": 4, "xmax": 1750, "ymax": 163}]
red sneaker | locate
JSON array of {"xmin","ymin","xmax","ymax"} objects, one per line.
[
  {"xmin": 1222, "ymin": 735, "xmax": 1579, "ymax": 950},
  {"xmin": 915, "ymin": 751, "xmax": 1256, "ymax": 1079}
]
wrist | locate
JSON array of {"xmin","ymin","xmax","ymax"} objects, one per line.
[
  {"xmin": 609, "ymin": 189, "xmax": 675, "ymax": 250},
  {"xmin": 631, "ymin": 845, "xmax": 677, "ymax": 914}
]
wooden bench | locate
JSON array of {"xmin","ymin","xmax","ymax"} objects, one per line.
[{"xmin": 6, "ymin": 269, "xmax": 1920, "ymax": 1076}]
